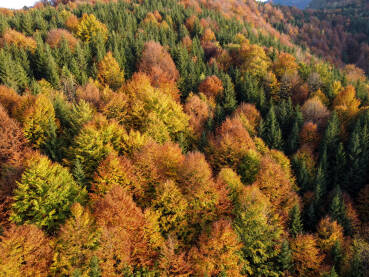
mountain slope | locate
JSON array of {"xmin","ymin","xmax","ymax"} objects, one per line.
[
  {"xmin": 0, "ymin": 0, "xmax": 368, "ymax": 276},
  {"xmin": 270, "ymin": 0, "xmax": 311, "ymax": 9}
]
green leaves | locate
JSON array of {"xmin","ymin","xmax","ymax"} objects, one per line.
[{"xmin": 10, "ymin": 155, "xmax": 87, "ymax": 233}]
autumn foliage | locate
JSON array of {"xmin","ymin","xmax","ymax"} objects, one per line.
[
  {"xmin": 0, "ymin": 224, "xmax": 52, "ymax": 276},
  {"xmin": 46, "ymin": 29, "xmax": 78, "ymax": 50},
  {"xmin": 138, "ymin": 41, "xmax": 179, "ymax": 85},
  {"xmin": 0, "ymin": 0, "xmax": 368, "ymax": 276},
  {"xmin": 198, "ymin": 75, "xmax": 223, "ymax": 100},
  {"xmin": 0, "ymin": 29, "xmax": 36, "ymax": 51}
]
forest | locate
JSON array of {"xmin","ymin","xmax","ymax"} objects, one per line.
[
  {"xmin": 263, "ymin": 0, "xmax": 369, "ymax": 74},
  {"xmin": 0, "ymin": 0, "xmax": 368, "ymax": 276}
]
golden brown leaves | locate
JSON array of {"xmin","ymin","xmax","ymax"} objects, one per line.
[
  {"xmin": 46, "ymin": 29, "xmax": 78, "ymax": 50},
  {"xmin": 184, "ymin": 93, "xmax": 209, "ymax": 137},
  {"xmin": 198, "ymin": 75, "xmax": 224, "ymax": 100},
  {"xmin": 207, "ymin": 117, "xmax": 255, "ymax": 171},
  {"xmin": 317, "ymin": 217, "xmax": 344, "ymax": 252},
  {"xmin": 97, "ymin": 52, "xmax": 125, "ymax": 90},
  {"xmin": 254, "ymin": 156, "xmax": 299, "ymax": 223},
  {"xmin": 138, "ymin": 41, "xmax": 179, "ymax": 85},
  {"xmin": 1, "ymin": 29, "xmax": 36, "ymax": 51},
  {"xmin": 274, "ymin": 52, "xmax": 298, "ymax": 78},
  {"xmin": 94, "ymin": 186, "xmax": 158, "ymax": 275},
  {"xmin": 291, "ymin": 234, "xmax": 324, "ymax": 277},
  {"xmin": 333, "ymin": 85, "xmax": 361, "ymax": 126},
  {"xmin": 0, "ymin": 224, "xmax": 52, "ymax": 277},
  {"xmin": 189, "ymin": 219, "xmax": 242, "ymax": 277}
]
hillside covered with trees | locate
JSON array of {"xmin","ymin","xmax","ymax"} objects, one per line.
[
  {"xmin": 265, "ymin": 0, "xmax": 369, "ymax": 75},
  {"xmin": 0, "ymin": 0, "xmax": 368, "ymax": 276}
]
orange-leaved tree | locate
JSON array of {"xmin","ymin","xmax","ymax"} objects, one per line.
[
  {"xmin": 189, "ymin": 219, "xmax": 243, "ymax": 276},
  {"xmin": 0, "ymin": 224, "xmax": 52, "ymax": 276},
  {"xmin": 93, "ymin": 186, "xmax": 159, "ymax": 275},
  {"xmin": 138, "ymin": 41, "xmax": 179, "ymax": 85}
]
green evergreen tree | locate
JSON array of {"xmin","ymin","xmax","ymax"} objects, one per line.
[
  {"xmin": 286, "ymin": 120, "xmax": 300, "ymax": 154},
  {"xmin": 88, "ymin": 256, "xmax": 101, "ymax": 277},
  {"xmin": 329, "ymin": 186, "xmax": 351, "ymax": 235},
  {"xmin": 320, "ymin": 112, "xmax": 341, "ymax": 190},
  {"xmin": 289, "ymin": 204, "xmax": 303, "ymax": 237},
  {"xmin": 331, "ymin": 241, "xmax": 343, "ymax": 274},
  {"xmin": 327, "ymin": 267, "xmax": 339, "ymax": 277},
  {"xmin": 278, "ymin": 240, "xmax": 293, "ymax": 273},
  {"xmin": 262, "ymin": 103, "xmax": 283, "ymax": 150},
  {"xmin": 219, "ymin": 74, "xmax": 237, "ymax": 116}
]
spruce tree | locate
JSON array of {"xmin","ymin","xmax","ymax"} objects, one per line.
[
  {"xmin": 262, "ymin": 103, "xmax": 283, "ymax": 150},
  {"xmin": 88, "ymin": 256, "xmax": 101, "ymax": 277},
  {"xmin": 320, "ymin": 112, "xmax": 340, "ymax": 190},
  {"xmin": 329, "ymin": 186, "xmax": 351, "ymax": 235},
  {"xmin": 286, "ymin": 120, "xmax": 299, "ymax": 154},
  {"xmin": 219, "ymin": 74, "xmax": 237, "ymax": 116},
  {"xmin": 331, "ymin": 241, "xmax": 343, "ymax": 274},
  {"xmin": 278, "ymin": 240, "xmax": 293, "ymax": 273},
  {"xmin": 327, "ymin": 267, "xmax": 339, "ymax": 277},
  {"xmin": 289, "ymin": 204, "xmax": 303, "ymax": 237}
]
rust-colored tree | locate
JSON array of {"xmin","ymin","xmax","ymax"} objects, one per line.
[
  {"xmin": 232, "ymin": 103, "xmax": 261, "ymax": 136},
  {"xmin": 138, "ymin": 41, "xmax": 179, "ymax": 85},
  {"xmin": 189, "ymin": 219, "xmax": 242, "ymax": 276},
  {"xmin": 0, "ymin": 29, "xmax": 36, "ymax": 51},
  {"xmin": 158, "ymin": 236, "xmax": 193, "ymax": 276},
  {"xmin": 198, "ymin": 75, "xmax": 224, "ymax": 100},
  {"xmin": 207, "ymin": 117, "xmax": 255, "ymax": 171},
  {"xmin": 93, "ymin": 186, "xmax": 158, "ymax": 276},
  {"xmin": 184, "ymin": 93, "xmax": 210, "ymax": 137},
  {"xmin": 0, "ymin": 224, "xmax": 52, "ymax": 276},
  {"xmin": 253, "ymin": 156, "xmax": 299, "ymax": 223},
  {"xmin": 0, "ymin": 104, "xmax": 27, "ymax": 166},
  {"xmin": 290, "ymin": 234, "xmax": 324, "ymax": 277},
  {"xmin": 299, "ymin": 121, "xmax": 320, "ymax": 148},
  {"xmin": 46, "ymin": 29, "xmax": 78, "ymax": 50}
]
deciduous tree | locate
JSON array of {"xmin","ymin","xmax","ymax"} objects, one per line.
[
  {"xmin": 97, "ymin": 52, "xmax": 125, "ymax": 90},
  {"xmin": 76, "ymin": 14, "xmax": 108, "ymax": 42},
  {"xmin": 10, "ymin": 155, "xmax": 87, "ymax": 233},
  {"xmin": 290, "ymin": 234, "xmax": 324, "ymax": 277},
  {"xmin": 189, "ymin": 219, "xmax": 242, "ymax": 276},
  {"xmin": 138, "ymin": 41, "xmax": 179, "ymax": 85},
  {"xmin": 0, "ymin": 224, "xmax": 52, "ymax": 276},
  {"xmin": 52, "ymin": 203, "xmax": 100, "ymax": 276}
]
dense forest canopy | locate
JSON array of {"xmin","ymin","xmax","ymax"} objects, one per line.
[
  {"xmin": 265, "ymin": 0, "xmax": 369, "ymax": 75},
  {"xmin": 0, "ymin": 0, "xmax": 368, "ymax": 276}
]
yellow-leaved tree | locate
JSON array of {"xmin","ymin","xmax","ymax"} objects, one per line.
[
  {"xmin": 97, "ymin": 52, "xmax": 125, "ymax": 90},
  {"xmin": 76, "ymin": 14, "xmax": 108, "ymax": 42},
  {"xmin": 51, "ymin": 203, "xmax": 100, "ymax": 276}
]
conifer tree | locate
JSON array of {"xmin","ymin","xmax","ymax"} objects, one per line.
[
  {"xmin": 278, "ymin": 240, "xmax": 293, "ymax": 273},
  {"xmin": 320, "ymin": 112, "xmax": 341, "ymax": 189},
  {"xmin": 329, "ymin": 186, "xmax": 351, "ymax": 235},
  {"xmin": 331, "ymin": 241, "xmax": 343, "ymax": 274},
  {"xmin": 286, "ymin": 120, "xmax": 300, "ymax": 154},
  {"xmin": 289, "ymin": 204, "xmax": 303, "ymax": 237},
  {"xmin": 262, "ymin": 103, "xmax": 283, "ymax": 150}
]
